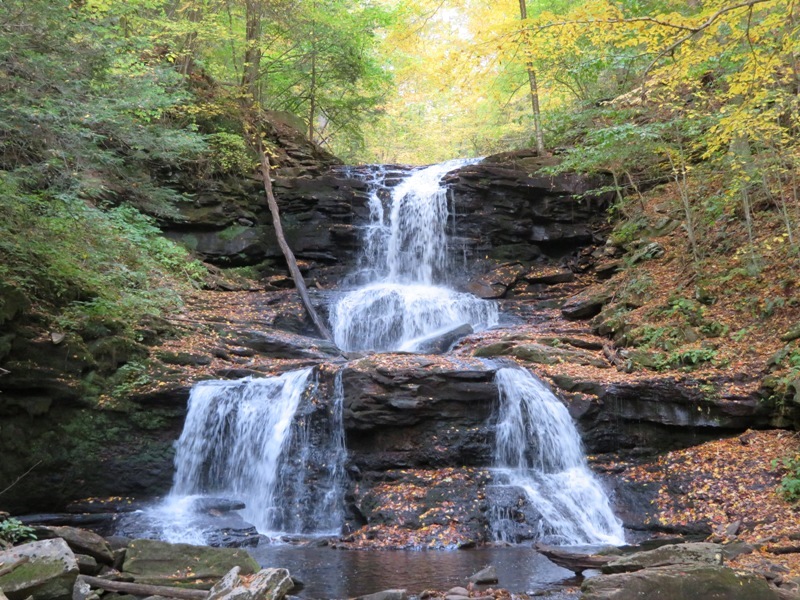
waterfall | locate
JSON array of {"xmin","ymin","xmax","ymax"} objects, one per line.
[
  {"xmin": 157, "ymin": 367, "xmax": 346, "ymax": 539},
  {"xmin": 491, "ymin": 368, "xmax": 625, "ymax": 546},
  {"xmin": 332, "ymin": 159, "xmax": 498, "ymax": 352},
  {"xmin": 273, "ymin": 369, "xmax": 347, "ymax": 534}
]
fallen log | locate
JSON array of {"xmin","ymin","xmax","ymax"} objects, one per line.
[
  {"xmin": 765, "ymin": 543, "xmax": 800, "ymax": 555},
  {"xmin": 80, "ymin": 575, "xmax": 208, "ymax": 600},
  {"xmin": 535, "ymin": 543, "xmax": 614, "ymax": 573}
]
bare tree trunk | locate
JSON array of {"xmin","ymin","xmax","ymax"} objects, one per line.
[
  {"xmin": 256, "ymin": 136, "xmax": 333, "ymax": 342},
  {"xmin": 308, "ymin": 5, "xmax": 318, "ymax": 143},
  {"xmin": 519, "ymin": 0, "xmax": 545, "ymax": 155},
  {"xmin": 242, "ymin": 0, "xmax": 263, "ymax": 100},
  {"xmin": 666, "ymin": 150, "xmax": 699, "ymax": 266}
]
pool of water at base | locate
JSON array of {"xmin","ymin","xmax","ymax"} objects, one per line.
[{"xmin": 248, "ymin": 544, "xmax": 581, "ymax": 599}]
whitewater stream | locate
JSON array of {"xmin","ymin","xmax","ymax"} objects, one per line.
[{"xmin": 130, "ymin": 159, "xmax": 624, "ymax": 596}]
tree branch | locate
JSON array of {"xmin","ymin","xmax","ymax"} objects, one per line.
[
  {"xmin": 640, "ymin": 0, "xmax": 775, "ymax": 99},
  {"xmin": 254, "ymin": 134, "xmax": 334, "ymax": 343}
]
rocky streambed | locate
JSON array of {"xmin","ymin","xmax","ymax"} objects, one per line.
[{"xmin": 2, "ymin": 521, "xmax": 796, "ymax": 600}]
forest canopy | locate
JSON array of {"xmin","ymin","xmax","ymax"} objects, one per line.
[{"xmin": 2, "ymin": 0, "xmax": 800, "ymax": 341}]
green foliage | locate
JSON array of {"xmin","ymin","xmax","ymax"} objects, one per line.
[
  {"xmin": 0, "ymin": 0, "xmax": 212, "ymax": 362},
  {"xmin": 630, "ymin": 324, "xmax": 682, "ymax": 351},
  {"xmin": 0, "ymin": 177, "xmax": 205, "ymax": 341},
  {"xmin": 109, "ymin": 360, "xmax": 153, "ymax": 399},
  {"xmin": 0, "ymin": 518, "xmax": 37, "ymax": 549},
  {"xmin": 773, "ymin": 455, "xmax": 800, "ymax": 502},
  {"xmin": 205, "ymin": 132, "xmax": 253, "ymax": 176},
  {"xmin": 609, "ymin": 218, "xmax": 647, "ymax": 247},
  {"xmin": 663, "ymin": 347, "xmax": 718, "ymax": 369}
]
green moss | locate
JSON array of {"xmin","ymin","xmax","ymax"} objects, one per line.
[{"xmin": 217, "ymin": 224, "xmax": 250, "ymax": 242}]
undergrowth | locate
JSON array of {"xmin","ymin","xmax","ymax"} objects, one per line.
[{"xmin": 0, "ymin": 175, "xmax": 206, "ymax": 341}]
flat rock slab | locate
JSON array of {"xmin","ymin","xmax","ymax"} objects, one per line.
[
  {"xmin": 356, "ymin": 590, "xmax": 408, "ymax": 600},
  {"xmin": 207, "ymin": 567, "xmax": 293, "ymax": 600},
  {"xmin": 468, "ymin": 565, "xmax": 498, "ymax": 584},
  {"xmin": 602, "ymin": 542, "xmax": 724, "ymax": 574},
  {"xmin": 122, "ymin": 539, "xmax": 259, "ymax": 589},
  {"xmin": 0, "ymin": 538, "xmax": 79, "ymax": 600},
  {"xmin": 582, "ymin": 564, "xmax": 778, "ymax": 600}
]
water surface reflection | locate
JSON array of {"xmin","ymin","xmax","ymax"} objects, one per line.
[{"xmin": 249, "ymin": 545, "xmax": 576, "ymax": 598}]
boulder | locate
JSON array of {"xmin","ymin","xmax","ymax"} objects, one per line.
[
  {"xmin": 468, "ymin": 565, "xmax": 498, "ymax": 584},
  {"xmin": 466, "ymin": 263, "xmax": 527, "ymax": 299},
  {"xmin": 39, "ymin": 527, "xmax": 114, "ymax": 566},
  {"xmin": 474, "ymin": 340, "xmax": 607, "ymax": 368},
  {"xmin": 121, "ymin": 539, "xmax": 259, "ymax": 588},
  {"xmin": 602, "ymin": 543, "xmax": 724, "ymax": 574},
  {"xmin": 0, "ymin": 538, "xmax": 79, "ymax": 600},
  {"xmin": 446, "ymin": 587, "xmax": 470, "ymax": 597},
  {"xmin": 357, "ymin": 590, "xmax": 408, "ymax": 600},
  {"xmin": 207, "ymin": 567, "xmax": 294, "ymax": 600},
  {"xmin": 523, "ymin": 267, "xmax": 576, "ymax": 285},
  {"xmin": 74, "ymin": 555, "xmax": 100, "ymax": 576},
  {"xmin": 412, "ymin": 323, "xmax": 473, "ymax": 354},
  {"xmin": 223, "ymin": 330, "xmax": 340, "ymax": 360},
  {"xmin": 71, "ymin": 576, "xmax": 92, "ymax": 600},
  {"xmin": 562, "ymin": 289, "xmax": 611, "ymax": 320},
  {"xmin": 581, "ymin": 564, "xmax": 778, "ymax": 600}
]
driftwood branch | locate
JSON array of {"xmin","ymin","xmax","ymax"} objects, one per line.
[
  {"xmin": 765, "ymin": 543, "xmax": 800, "ymax": 555},
  {"xmin": 80, "ymin": 575, "xmax": 209, "ymax": 600},
  {"xmin": 535, "ymin": 543, "xmax": 613, "ymax": 573},
  {"xmin": 0, "ymin": 461, "xmax": 41, "ymax": 497},
  {"xmin": 255, "ymin": 135, "xmax": 334, "ymax": 343}
]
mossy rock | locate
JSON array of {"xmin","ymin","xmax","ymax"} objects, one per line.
[
  {"xmin": 0, "ymin": 283, "xmax": 30, "ymax": 326},
  {"xmin": 123, "ymin": 539, "xmax": 260, "ymax": 589},
  {"xmin": 620, "ymin": 349, "xmax": 664, "ymax": 371},
  {"xmin": 511, "ymin": 343, "xmax": 607, "ymax": 367},
  {"xmin": 156, "ymin": 350, "xmax": 212, "ymax": 366},
  {"xmin": 0, "ymin": 538, "xmax": 79, "ymax": 600},
  {"xmin": 476, "ymin": 341, "xmax": 606, "ymax": 367},
  {"xmin": 781, "ymin": 323, "xmax": 800, "ymax": 342},
  {"xmin": 582, "ymin": 564, "xmax": 776, "ymax": 600},
  {"xmin": 473, "ymin": 341, "xmax": 515, "ymax": 358}
]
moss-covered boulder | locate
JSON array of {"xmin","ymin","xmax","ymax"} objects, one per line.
[
  {"xmin": 474, "ymin": 340, "xmax": 607, "ymax": 368},
  {"xmin": 0, "ymin": 538, "xmax": 78, "ymax": 600},
  {"xmin": 38, "ymin": 526, "xmax": 114, "ymax": 566},
  {"xmin": 582, "ymin": 564, "xmax": 778, "ymax": 600},
  {"xmin": 122, "ymin": 539, "xmax": 259, "ymax": 589}
]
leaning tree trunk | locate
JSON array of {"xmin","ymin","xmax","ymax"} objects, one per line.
[
  {"xmin": 519, "ymin": 0, "xmax": 545, "ymax": 155},
  {"xmin": 255, "ymin": 135, "xmax": 334, "ymax": 342},
  {"xmin": 238, "ymin": 0, "xmax": 332, "ymax": 343}
]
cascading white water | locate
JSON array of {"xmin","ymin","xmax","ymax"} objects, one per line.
[
  {"xmin": 171, "ymin": 369, "xmax": 312, "ymax": 533},
  {"xmin": 332, "ymin": 159, "xmax": 498, "ymax": 352},
  {"xmin": 273, "ymin": 369, "xmax": 347, "ymax": 534},
  {"xmin": 492, "ymin": 368, "xmax": 625, "ymax": 546},
  {"xmin": 153, "ymin": 367, "xmax": 346, "ymax": 540}
]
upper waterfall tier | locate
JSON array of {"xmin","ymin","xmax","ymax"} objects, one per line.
[{"xmin": 330, "ymin": 159, "xmax": 498, "ymax": 352}]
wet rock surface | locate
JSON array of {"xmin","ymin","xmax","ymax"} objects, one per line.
[
  {"xmin": 0, "ymin": 538, "xmax": 79, "ymax": 600},
  {"xmin": 122, "ymin": 539, "xmax": 259, "ymax": 588}
]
